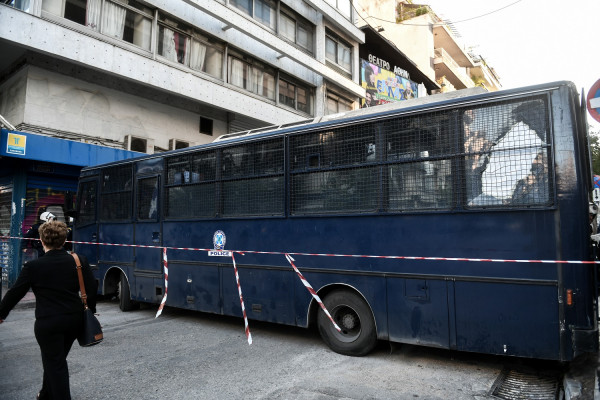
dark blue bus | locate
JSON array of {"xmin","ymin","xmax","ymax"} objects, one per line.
[{"xmin": 73, "ymin": 81, "xmax": 597, "ymax": 360}]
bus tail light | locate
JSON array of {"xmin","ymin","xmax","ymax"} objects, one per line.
[{"xmin": 566, "ymin": 289, "xmax": 573, "ymax": 306}]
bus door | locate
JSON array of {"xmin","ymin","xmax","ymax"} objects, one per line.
[
  {"xmin": 73, "ymin": 178, "xmax": 99, "ymax": 269},
  {"xmin": 133, "ymin": 175, "xmax": 163, "ymax": 303}
]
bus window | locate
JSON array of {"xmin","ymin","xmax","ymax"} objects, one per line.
[
  {"xmin": 222, "ymin": 139, "xmax": 284, "ymax": 217},
  {"xmin": 100, "ymin": 166, "xmax": 133, "ymax": 220},
  {"xmin": 290, "ymin": 125, "xmax": 378, "ymax": 214},
  {"xmin": 77, "ymin": 180, "xmax": 97, "ymax": 226},
  {"xmin": 464, "ymin": 98, "xmax": 551, "ymax": 208},
  {"xmin": 137, "ymin": 177, "xmax": 158, "ymax": 220},
  {"xmin": 384, "ymin": 112, "xmax": 454, "ymax": 211},
  {"xmin": 165, "ymin": 151, "xmax": 216, "ymax": 218}
]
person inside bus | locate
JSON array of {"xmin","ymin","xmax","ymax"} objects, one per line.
[
  {"xmin": 0, "ymin": 220, "xmax": 97, "ymax": 400},
  {"xmin": 511, "ymin": 151, "xmax": 549, "ymax": 205},
  {"xmin": 463, "ymin": 110, "xmax": 496, "ymax": 205},
  {"xmin": 23, "ymin": 210, "xmax": 57, "ymax": 258}
]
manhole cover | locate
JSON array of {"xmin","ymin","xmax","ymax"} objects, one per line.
[{"xmin": 491, "ymin": 368, "xmax": 562, "ymax": 400}]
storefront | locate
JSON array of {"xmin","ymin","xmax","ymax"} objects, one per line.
[{"xmin": 0, "ymin": 129, "xmax": 141, "ymax": 290}]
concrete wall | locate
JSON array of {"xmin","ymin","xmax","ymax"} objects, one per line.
[
  {"xmin": 383, "ymin": 14, "xmax": 435, "ymax": 82},
  {"xmin": 0, "ymin": 71, "xmax": 27, "ymax": 127},
  {"xmin": 7, "ymin": 66, "xmax": 228, "ymax": 149}
]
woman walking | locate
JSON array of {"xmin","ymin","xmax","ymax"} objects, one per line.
[{"xmin": 0, "ymin": 220, "xmax": 97, "ymax": 399}]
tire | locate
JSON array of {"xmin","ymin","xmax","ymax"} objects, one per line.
[
  {"xmin": 317, "ymin": 290, "xmax": 377, "ymax": 356},
  {"xmin": 118, "ymin": 272, "xmax": 138, "ymax": 312}
]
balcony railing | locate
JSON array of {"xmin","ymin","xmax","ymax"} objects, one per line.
[{"xmin": 434, "ymin": 48, "xmax": 474, "ymax": 89}]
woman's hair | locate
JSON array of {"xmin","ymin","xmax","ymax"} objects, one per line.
[{"xmin": 38, "ymin": 220, "xmax": 68, "ymax": 250}]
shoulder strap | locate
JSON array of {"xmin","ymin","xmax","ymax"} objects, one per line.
[{"xmin": 72, "ymin": 253, "xmax": 89, "ymax": 309}]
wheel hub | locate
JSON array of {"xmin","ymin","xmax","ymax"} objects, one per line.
[{"xmin": 341, "ymin": 312, "xmax": 357, "ymax": 330}]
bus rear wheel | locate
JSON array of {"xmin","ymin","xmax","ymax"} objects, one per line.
[
  {"xmin": 317, "ymin": 290, "xmax": 377, "ymax": 356},
  {"xmin": 117, "ymin": 272, "xmax": 139, "ymax": 312}
]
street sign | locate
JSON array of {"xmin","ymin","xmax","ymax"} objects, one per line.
[{"xmin": 587, "ymin": 78, "xmax": 600, "ymax": 123}]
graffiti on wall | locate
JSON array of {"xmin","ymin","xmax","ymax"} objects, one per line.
[
  {"xmin": 21, "ymin": 188, "xmax": 71, "ymax": 262},
  {"xmin": 361, "ymin": 60, "xmax": 419, "ymax": 108}
]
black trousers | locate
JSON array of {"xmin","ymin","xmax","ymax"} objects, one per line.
[{"xmin": 34, "ymin": 312, "xmax": 82, "ymax": 400}]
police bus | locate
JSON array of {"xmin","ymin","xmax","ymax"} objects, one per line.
[{"xmin": 73, "ymin": 81, "xmax": 597, "ymax": 360}]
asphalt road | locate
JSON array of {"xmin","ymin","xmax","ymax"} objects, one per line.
[{"xmin": 0, "ymin": 298, "xmax": 587, "ymax": 400}]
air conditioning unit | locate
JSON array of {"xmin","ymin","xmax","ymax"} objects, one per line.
[
  {"xmin": 169, "ymin": 139, "xmax": 190, "ymax": 150},
  {"xmin": 124, "ymin": 135, "xmax": 154, "ymax": 153}
]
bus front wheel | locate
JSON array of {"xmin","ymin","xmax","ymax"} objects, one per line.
[
  {"xmin": 117, "ymin": 272, "xmax": 138, "ymax": 312},
  {"xmin": 317, "ymin": 290, "xmax": 377, "ymax": 356}
]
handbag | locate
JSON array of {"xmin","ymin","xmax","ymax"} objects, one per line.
[{"xmin": 72, "ymin": 253, "xmax": 104, "ymax": 347}]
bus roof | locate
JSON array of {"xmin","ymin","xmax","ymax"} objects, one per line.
[{"xmin": 81, "ymin": 80, "xmax": 577, "ymax": 173}]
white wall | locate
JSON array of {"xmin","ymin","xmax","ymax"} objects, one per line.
[
  {"xmin": 0, "ymin": 69, "xmax": 27, "ymax": 127},
  {"xmin": 21, "ymin": 66, "xmax": 226, "ymax": 149},
  {"xmin": 356, "ymin": 0, "xmax": 436, "ymax": 82}
]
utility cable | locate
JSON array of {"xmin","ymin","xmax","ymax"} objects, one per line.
[{"xmin": 352, "ymin": 0, "xmax": 523, "ymax": 27}]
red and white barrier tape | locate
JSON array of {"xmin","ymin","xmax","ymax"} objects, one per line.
[
  {"xmin": 285, "ymin": 254, "xmax": 341, "ymax": 332},
  {"xmin": 155, "ymin": 247, "xmax": 168, "ymax": 319},
  {"xmin": 4, "ymin": 235, "xmax": 599, "ymax": 265},
  {"xmin": 5, "ymin": 234, "xmax": 599, "ymax": 343},
  {"xmin": 231, "ymin": 252, "xmax": 252, "ymax": 345}
]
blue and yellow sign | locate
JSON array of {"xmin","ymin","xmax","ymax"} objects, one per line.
[{"xmin": 7, "ymin": 133, "xmax": 26, "ymax": 155}]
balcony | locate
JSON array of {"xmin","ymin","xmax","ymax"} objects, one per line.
[
  {"xmin": 433, "ymin": 48, "xmax": 475, "ymax": 90},
  {"xmin": 469, "ymin": 63, "xmax": 501, "ymax": 92}
]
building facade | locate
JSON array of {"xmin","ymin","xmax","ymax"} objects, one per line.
[
  {"xmin": 0, "ymin": 0, "xmax": 366, "ymax": 153},
  {"xmin": 355, "ymin": 0, "xmax": 500, "ymax": 93}
]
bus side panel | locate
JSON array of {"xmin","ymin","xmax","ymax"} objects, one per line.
[
  {"xmin": 454, "ymin": 281, "xmax": 559, "ymax": 359},
  {"xmin": 166, "ymin": 263, "xmax": 221, "ymax": 313},
  {"xmin": 386, "ymin": 278, "xmax": 449, "ymax": 348},
  {"xmin": 132, "ymin": 276, "xmax": 164, "ymax": 304},
  {"xmin": 222, "ymin": 267, "xmax": 296, "ymax": 325},
  {"xmin": 98, "ymin": 223, "xmax": 134, "ymax": 263}
]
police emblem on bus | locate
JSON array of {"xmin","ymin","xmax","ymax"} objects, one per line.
[{"xmin": 213, "ymin": 230, "xmax": 226, "ymax": 250}]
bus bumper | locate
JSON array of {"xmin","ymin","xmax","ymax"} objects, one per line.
[{"xmin": 572, "ymin": 327, "xmax": 599, "ymax": 359}]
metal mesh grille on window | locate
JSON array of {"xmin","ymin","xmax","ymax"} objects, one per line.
[
  {"xmin": 222, "ymin": 139, "xmax": 284, "ymax": 216},
  {"xmin": 77, "ymin": 181, "xmax": 96, "ymax": 225},
  {"xmin": 462, "ymin": 97, "xmax": 551, "ymax": 207},
  {"xmin": 291, "ymin": 167, "xmax": 379, "ymax": 214},
  {"xmin": 290, "ymin": 124, "xmax": 378, "ymax": 214},
  {"xmin": 137, "ymin": 177, "xmax": 158, "ymax": 220},
  {"xmin": 100, "ymin": 166, "xmax": 132, "ymax": 220},
  {"xmin": 223, "ymin": 177, "xmax": 284, "ymax": 216},
  {"xmin": 100, "ymin": 192, "xmax": 131, "ymax": 220},
  {"xmin": 167, "ymin": 184, "xmax": 216, "ymax": 218},
  {"xmin": 165, "ymin": 151, "xmax": 217, "ymax": 218},
  {"xmin": 102, "ymin": 166, "xmax": 132, "ymax": 192},
  {"xmin": 383, "ymin": 112, "xmax": 454, "ymax": 211}
]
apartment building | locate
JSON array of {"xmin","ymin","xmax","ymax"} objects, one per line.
[
  {"xmin": 0, "ymin": 0, "xmax": 365, "ymax": 152},
  {"xmin": 355, "ymin": 0, "xmax": 500, "ymax": 93}
]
